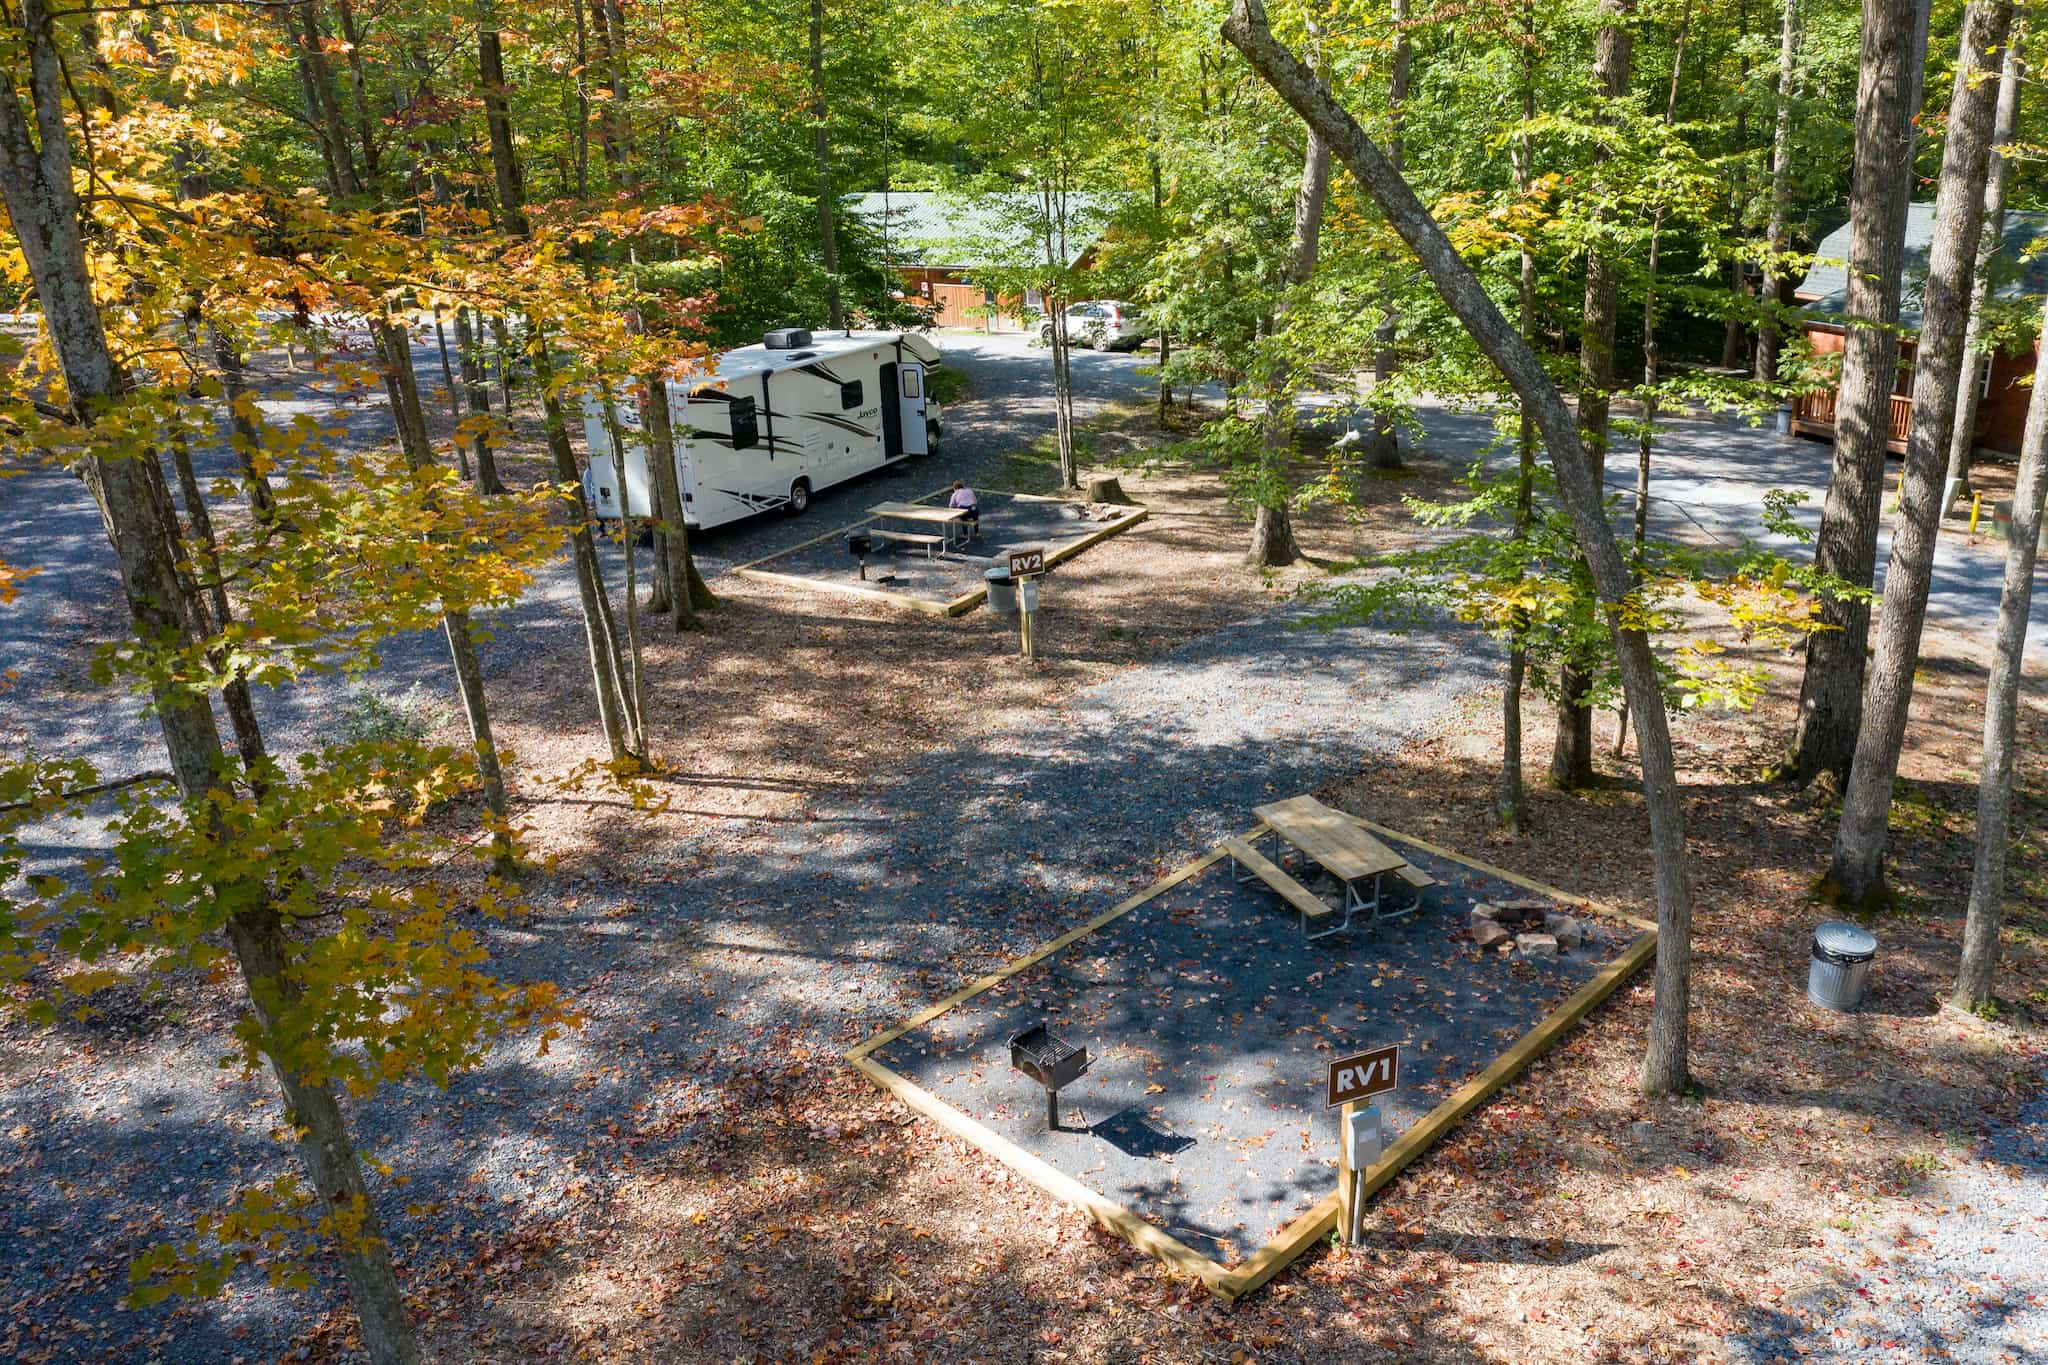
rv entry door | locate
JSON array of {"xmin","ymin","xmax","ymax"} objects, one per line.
[{"xmin": 882, "ymin": 363, "xmax": 928, "ymax": 458}]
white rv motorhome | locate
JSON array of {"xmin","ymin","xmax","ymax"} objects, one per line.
[{"xmin": 581, "ymin": 328, "xmax": 944, "ymax": 530}]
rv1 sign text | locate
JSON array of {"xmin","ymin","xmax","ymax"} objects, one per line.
[{"xmin": 1326, "ymin": 1046, "xmax": 1398, "ymax": 1108}]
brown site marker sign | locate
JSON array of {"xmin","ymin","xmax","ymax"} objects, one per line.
[{"xmin": 1326, "ymin": 1046, "xmax": 1399, "ymax": 1108}]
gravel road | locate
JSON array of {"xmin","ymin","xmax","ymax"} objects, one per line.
[{"xmin": 1734, "ymin": 1065, "xmax": 2048, "ymax": 1363}]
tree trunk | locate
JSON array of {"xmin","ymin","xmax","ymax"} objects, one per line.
[
  {"xmin": 569, "ymin": 0, "xmax": 590, "ymax": 199},
  {"xmin": 1157, "ymin": 327, "xmax": 1174, "ymax": 425},
  {"xmin": 1249, "ymin": 115, "xmax": 1329, "ymax": 569},
  {"xmin": 1943, "ymin": 30, "xmax": 2024, "ymax": 504},
  {"xmin": 209, "ymin": 327, "xmax": 281, "ymax": 521},
  {"xmin": 640, "ymin": 374, "xmax": 701, "ymax": 630},
  {"xmin": 1151, "ymin": 149, "xmax": 1174, "ymax": 426},
  {"xmin": 373, "ymin": 317, "xmax": 516, "ymax": 873},
  {"xmin": 452, "ymin": 306, "xmax": 505, "ymax": 494},
  {"xmin": 1552, "ymin": 0, "xmax": 1637, "ymax": 791},
  {"xmin": 1576, "ymin": 0, "xmax": 1634, "ymax": 474},
  {"xmin": 166, "ymin": 438, "xmax": 268, "ymax": 771},
  {"xmin": 295, "ymin": 0, "xmax": 360, "ymax": 199},
  {"xmin": 477, "ymin": 5, "xmax": 531, "ymax": 236},
  {"xmin": 1757, "ymin": 0, "xmax": 1803, "ymax": 384},
  {"xmin": 332, "ymin": 0, "xmax": 380, "ymax": 191},
  {"xmin": 1225, "ymin": 0, "xmax": 1696, "ymax": 1096},
  {"xmin": 1953, "ymin": 289, "xmax": 2048, "ymax": 1011},
  {"xmin": 1245, "ymin": 504, "xmax": 1301, "ymax": 567},
  {"xmin": 601, "ymin": 0, "xmax": 635, "ymax": 184},
  {"xmin": 1368, "ymin": 0, "xmax": 1412, "ymax": 471},
  {"xmin": 600, "ymin": 397, "xmax": 651, "ymax": 762},
  {"xmin": 0, "ymin": 9, "xmax": 418, "ymax": 1356},
  {"xmin": 587, "ymin": 0, "xmax": 628, "ymax": 180},
  {"xmin": 1826, "ymin": 0, "xmax": 2014, "ymax": 907},
  {"xmin": 432, "ymin": 312, "xmax": 472, "ymax": 480},
  {"xmin": 222, "ymin": 908, "xmax": 420, "ymax": 1365},
  {"xmin": 1723, "ymin": 0, "xmax": 1754, "ymax": 371},
  {"xmin": 1786, "ymin": 0, "xmax": 1931, "ymax": 788},
  {"xmin": 470, "ymin": 13, "xmax": 639, "ymax": 718},
  {"xmin": 809, "ymin": 0, "xmax": 842, "ymax": 329},
  {"xmin": 1616, "ymin": 0, "xmax": 1694, "ymax": 757},
  {"xmin": 531, "ymin": 338, "xmax": 634, "ymax": 761},
  {"xmin": 466, "ymin": 41, "xmax": 644, "ymax": 767},
  {"xmin": 1501, "ymin": 0, "xmax": 1539, "ymax": 835},
  {"xmin": 489, "ymin": 313, "xmax": 514, "ymax": 412},
  {"xmin": 1046, "ymin": 258, "xmax": 1080, "ymax": 489},
  {"xmin": 294, "ymin": 48, "xmax": 345, "ymax": 200}
]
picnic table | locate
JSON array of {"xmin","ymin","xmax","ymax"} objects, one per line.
[
  {"xmin": 868, "ymin": 500, "xmax": 971, "ymax": 554},
  {"xmin": 1223, "ymin": 795, "xmax": 1436, "ymax": 939}
]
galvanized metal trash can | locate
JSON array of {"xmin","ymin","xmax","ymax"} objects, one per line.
[
  {"xmin": 1808, "ymin": 920, "xmax": 1878, "ymax": 1011},
  {"xmin": 985, "ymin": 567, "xmax": 1018, "ymax": 616}
]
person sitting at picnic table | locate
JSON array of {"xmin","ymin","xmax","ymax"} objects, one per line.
[{"xmin": 949, "ymin": 480, "xmax": 980, "ymax": 536}]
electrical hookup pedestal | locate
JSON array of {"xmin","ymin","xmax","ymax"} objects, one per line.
[
  {"xmin": 1337, "ymin": 1101, "xmax": 1383, "ymax": 1245},
  {"xmin": 1326, "ymin": 1045, "xmax": 1398, "ymax": 1246}
]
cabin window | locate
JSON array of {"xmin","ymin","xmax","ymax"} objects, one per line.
[
  {"xmin": 840, "ymin": 380, "xmax": 864, "ymax": 410},
  {"xmin": 728, "ymin": 395, "xmax": 759, "ymax": 450},
  {"xmin": 902, "ymin": 369, "xmax": 922, "ymax": 399}
]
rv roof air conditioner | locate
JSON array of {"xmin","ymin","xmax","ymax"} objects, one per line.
[{"xmin": 763, "ymin": 327, "xmax": 814, "ymax": 349}]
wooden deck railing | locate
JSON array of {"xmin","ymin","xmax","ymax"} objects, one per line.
[
  {"xmin": 1791, "ymin": 389, "xmax": 1914, "ymax": 449},
  {"xmin": 1887, "ymin": 394, "xmax": 1914, "ymax": 445},
  {"xmin": 1796, "ymin": 389, "xmax": 1838, "ymax": 428}
]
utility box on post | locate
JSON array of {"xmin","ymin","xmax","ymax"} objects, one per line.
[{"xmin": 1343, "ymin": 1104, "xmax": 1383, "ymax": 1170}]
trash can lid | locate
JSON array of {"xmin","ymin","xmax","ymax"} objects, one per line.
[
  {"xmin": 1813, "ymin": 920, "xmax": 1877, "ymax": 963},
  {"xmin": 985, "ymin": 567, "xmax": 1012, "ymax": 583}
]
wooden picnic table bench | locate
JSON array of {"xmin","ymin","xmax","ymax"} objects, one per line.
[
  {"xmin": 869, "ymin": 500, "xmax": 971, "ymax": 549},
  {"xmin": 867, "ymin": 527, "xmax": 947, "ymax": 560},
  {"xmin": 1219, "ymin": 836, "xmax": 1332, "ymax": 927},
  {"xmin": 1223, "ymin": 795, "xmax": 1435, "ymax": 938}
]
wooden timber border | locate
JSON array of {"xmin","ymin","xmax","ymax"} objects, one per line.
[
  {"xmin": 731, "ymin": 486, "xmax": 1149, "ymax": 617},
  {"xmin": 845, "ymin": 819, "xmax": 1657, "ymax": 1302}
]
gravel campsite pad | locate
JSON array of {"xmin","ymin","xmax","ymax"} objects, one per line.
[
  {"xmin": 871, "ymin": 838, "xmax": 1641, "ymax": 1268},
  {"xmin": 735, "ymin": 490, "xmax": 1145, "ymax": 607}
]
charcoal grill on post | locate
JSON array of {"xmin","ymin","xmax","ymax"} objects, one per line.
[
  {"xmin": 1009, "ymin": 1024, "xmax": 1090, "ymax": 1130},
  {"xmin": 846, "ymin": 531, "xmax": 874, "ymax": 580}
]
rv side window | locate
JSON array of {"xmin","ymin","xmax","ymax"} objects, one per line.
[
  {"xmin": 902, "ymin": 369, "xmax": 922, "ymax": 399},
  {"xmin": 840, "ymin": 380, "xmax": 863, "ymax": 410},
  {"xmin": 728, "ymin": 395, "xmax": 759, "ymax": 449}
]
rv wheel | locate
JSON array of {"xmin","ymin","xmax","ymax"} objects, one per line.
[
  {"xmin": 786, "ymin": 477, "xmax": 812, "ymax": 515},
  {"xmin": 925, "ymin": 419, "xmax": 941, "ymax": 454}
]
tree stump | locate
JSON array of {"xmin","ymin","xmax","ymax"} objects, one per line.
[{"xmin": 1085, "ymin": 476, "xmax": 1134, "ymax": 505}]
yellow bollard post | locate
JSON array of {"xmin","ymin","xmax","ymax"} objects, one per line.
[{"xmin": 1971, "ymin": 492, "xmax": 1983, "ymax": 535}]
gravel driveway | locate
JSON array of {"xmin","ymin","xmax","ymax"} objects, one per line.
[{"xmin": 1734, "ymin": 1067, "xmax": 2048, "ymax": 1363}]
